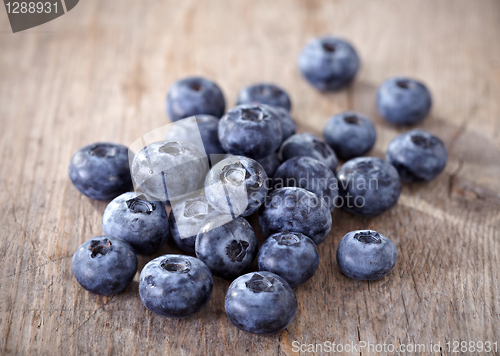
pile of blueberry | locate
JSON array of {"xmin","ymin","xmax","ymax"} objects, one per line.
[{"xmin": 68, "ymin": 35, "xmax": 448, "ymax": 335}]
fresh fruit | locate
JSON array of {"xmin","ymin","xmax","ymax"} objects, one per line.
[
  {"xmin": 195, "ymin": 215, "xmax": 258, "ymax": 280},
  {"xmin": 337, "ymin": 157, "xmax": 401, "ymax": 217},
  {"xmin": 166, "ymin": 77, "xmax": 225, "ymax": 122},
  {"xmin": 131, "ymin": 140, "xmax": 209, "ymax": 202},
  {"xmin": 218, "ymin": 104, "xmax": 282, "ymax": 159},
  {"xmin": 224, "ymin": 271, "xmax": 298, "ymax": 334},
  {"xmin": 68, "ymin": 142, "xmax": 133, "ymax": 201},
  {"xmin": 256, "ymin": 153, "xmax": 281, "ymax": 180},
  {"xmin": 273, "ymin": 156, "xmax": 338, "ymax": 211},
  {"xmin": 72, "ymin": 236, "xmax": 137, "ymax": 295},
  {"xmin": 258, "ymin": 187, "xmax": 332, "ymax": 245},
  {"xmin": 204, "ymin": 155, "xmax": 268, "ymax": 217},
  {"xmin": 377, "ymin": 76, "xmax": 432, "ymax": 125},
  {"xmin": 257, "ymin": 232, "xmax": 319, "ymax": 287},
  {"xmin": 102, "ymin": 192, "xmax": 169, "ymax": 255},
  {"xmin": 263, "ymin": 105, "xmax": 297, "ymax": 142},
  {"xmin": 164, "ymin": 115, "xmax": 226, "ymax": 157},
  {"xmin": 298, "ymin": 36, "xmax": 360, "ymax": 91},
  {"xmin": 386, "ymin": 129, "xmax": 448, "ymax": 182},
  {"xmin": 336, "ymin": 230, "xmax": 397, "ymax": 280},
  {"xmin": 169, "ymin": 194, "xmax": 221, "ymax": 254},
  {"xmin": 279, "ymin": 133, "xmax": 338, "ymax": 173},
  {"xmin": 139, "ymin": 254, "xmax": 213, "ymax": 318},
  {"xmin": 237, "ymin": 83, "xmax": 292, "ymax": 112},
  {"xmin": 323, "ymin": 111, "xmax": 376, "ymax": 160}
]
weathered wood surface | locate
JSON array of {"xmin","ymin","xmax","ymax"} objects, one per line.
[{"xmin": 1, "ymin": 0, "xmax": 499, "ymax": 355}]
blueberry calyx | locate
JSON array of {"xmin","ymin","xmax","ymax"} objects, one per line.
[
  {"xmin": 353, "ymin": 231, "xmax": 382, "ymax": 244},
  {"xmin": 126, "ymin": 197, "xmax": 156, "ymax": 214},
  {"xmin": 354, "ymin": 161, "xmax": 379, "ymax": 174},
  {"xmin": 245, "ymin": 273, "xmax": 275, "ymax": 293},
  {"xmin": 88, "ymin": 144, "xmax": 117, "ymax": 158},
  {"xmin": 220, "ymin": 162, "xmax": 249, "ymax": 185},
  {"xmin": 89, "ymin": 238, "xmax": 112, "ymax": 258},
  {"xmin": 184, "ymin": 199, "xmax": 210, "ymax": 218},
  {"xmin": 343, "ymin": 115, "xmax": 361, "ymax": 125},
  {"xmin": 159, "ymin": 142, "xmax": 185, "ymax": 155},
  {"xmin": 396, "ymin": 80, "xmax": 412, "ymax": 89},
  {"xmin": 226, "ymin": 240, "xmax": 250, "ymax": 262},
  {"xmin": 160, "ymin": 257, "xmax": 191, "ymax": 273},
  {"xmin": 410, "ymin": 134, "xmax": 435, "ymax": 149},
  {"xmin": 240, "ymin": 107, "xmax": 267, "ymax": 122},
  {"xmin": 189, "ymin": 81, "xmax": 203, "ymax": 91},
  {"xmin": 322, "ymin": 42, "xmax": 336, "ymax": 53},
  {"xmin": 276, "ymin": 233, "xmax": 301, "ymax": 246}
]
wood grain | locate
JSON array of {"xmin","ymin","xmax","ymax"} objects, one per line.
[{"xmin": 1, "ymin": 0, "xmax": 499, "ymax": 355}]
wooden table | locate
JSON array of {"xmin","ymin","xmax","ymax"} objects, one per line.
[{"xmin": 1, "ymin": 0, "xmax": 499, "ymax": 354}]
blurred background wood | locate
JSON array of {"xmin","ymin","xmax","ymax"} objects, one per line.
[{"xmin": 1, "ymin": 0, "xmax": 499, "ymax": 354}]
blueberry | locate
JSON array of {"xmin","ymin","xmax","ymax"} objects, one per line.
[
  {"xmin": 337, "ymin": 157, "xmax": 401, "ymax": 217},
  {"xmin": 68, "ymin": 142, "xmax": 133, "ymax": 201},
  {"xmin": 224, "ymin": 271, "xmax": 297, "ymax": 334},
  {"xmin": 298, "ymin": 36, "xmax": 360, "ymax": 91},
  {"xmin": 273, "ymin": 156, "xmax": 338, "ymax": 211},
  {"xmin": 323, "ymin": 111, "xmax": 377, "ymax": 160},
  {"xmin": 195, "ymin": 215, "xmax": 258, "ymax": 280},
  {"xmin": 236, "ymin": 83, "xmax": 292, "ymax": 112},
  {"xmin": 279, "ymin": 133, "xmax": 338, "ymax": 172},
  {"xmin": 131, "ymin": 140, "xmax": 209, "ymax": 201},
  {"xmin": 166, "ymin": 77, "xmax": 225, "ymax": 122},
  {"xmin": 257, "ymin": 232, "xmax": 319, "ymax": 287},
  {"xmin": 139, "ymin": 254, "xmax": 213, "ymax": 318},
  {"xmin": 102, "ymin": 192, "xmax": 169, "ymax": 255},
  {"xmin": 256, "ymin": 153, "xmax": 281, "ymax": 179},
  {"xmin": 72, "ymin": 236, "xmax": 137, "ymax": 295},
  {"xmin": 164, "ymin": 115, "xmax": 226, "ymax": 156},
  {"xmin": 386, "ymin": 129, "xmax": 447, "ymax": 182},
  {"xmin": 336, "ymin": 230, "xmax": 397, "ymax": 280},
  {"xmin": 169, "ymin": 194, "xmax": 221, "ymax": 254},
  {"xmin": 218, "ymin": 104, "xmax": 282, "ymax": 159},
  {"xmin": 377, "ymin": 77, "xmax": 432, "ymax": 125},
  {"xmin": 258, "ymin": 187, "xmax": 332, "ymax": 245},
  {"xmin": 263, "ymin": 105, "xmax": 297, "ymax": 142},
  {"xmin": 205, "ymin": 155, "xmax": 268, "ymax": 217}
]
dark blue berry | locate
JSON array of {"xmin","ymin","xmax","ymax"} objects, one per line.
[
  {"xmin": 258, "ymin": 232, "xmax": 319, "ymax": 287},
  {"xmin": 264, "ymin": 105, "xmax": 297, "ymax": 142},
  {"xmin": 323, "ymin": 111, "xmax": 376, "ymax": 160},
  {"xmin": 164, "ymin": 115, "xmax": 226, "ymax": 156},
  {"xmin": 205, "ymin": 155, "xmax": 268, "ymax": 217},
  {"xmin": 237, "ymin": 83, "xmax": 292, "ymax": 112},
  {"xmin": 72, "ymin": 236, "xmax": 137, "ymax": 295},
  {"xmin": 218, "ymin": 104, "xmax": 282, "ymax": 159},
  {"xmin": 195, "ymin": 215, "xmax": 258, "ymax": 280},
  {"xmin": 279, "ymin": 133, "xmax": 338, "ymax": 172},
  {"xmin": 386, "ymin": 129, "xmax": 447, "ymax": 182},
  {"xmin": 68, "ymin": 142, "xmax": 133, "ymax": 201},
  {"xmin": 273, "ymin": 156, "xmax": 338, "ymax": 211},
  {"xmin": 102, "ymin": 192, "xmax": 169, "ymax": 255},
  {"xmin": 131, "ymin": 140, "xmax": 209, "ymax": 202},
  {"xmin": 336, "ymin": 230, "xmax": 397, "ymax": 280},
  {"xmin": 377, "ymin": 77, "xmax": 432, "ymax": 125},
  {"xmin": 166, "ymin": 77, "xmax": 225, "ymax": 122},
  {"xmin": 169, "ymin": 194, "xmax": 221, "ymax": 254},
  {"xmin": 224, "ymin": 271, "xmax": 298, "ymax": 334},
  {"xmin": 298, "ymin": 36, "xmax": 360, "ymax": 91},
  {"xmin": 337, "ymin": 157, "xmax": 401, "ymax": 217},
  {"xmin": 258, "ymin": 187, "xmax": 332, "ymax": 245},
  {"xmin": 139, "ymin": 254, "xmax": 213, "ymax": 318}
]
